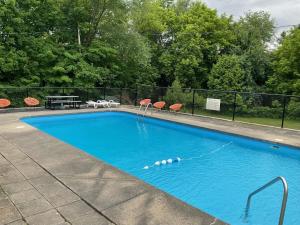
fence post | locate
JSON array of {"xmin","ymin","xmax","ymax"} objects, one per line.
[
  {"xmin": 160, "ymin": 87, "xmax": 164, "ymax": 101},
  {"xmin": 232, "ymin": 91, "xmax": 237, "ymax": 121},
  {"xmin": 134, "ymin": 85, "xmax": 138, "ymax": 106},
  {"xmin": 103, "ymin": 86, "xmax": 106, "ymax": 99},
  {"xmin": 119, "ymin": 88, "xmax": 123, "ymax": 104},
  {"xmin": 192, "ymin": 89, "xmax": 195, "ymax": 115},
  {"xmin": 281, "ymin": 96, "xmax": 287, "ymax": 128},
  {"xmin": 86, "ymin": 89, "xmax": 89, "ymax": 101}
]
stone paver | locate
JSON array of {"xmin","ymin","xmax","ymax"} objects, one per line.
[
  {"xmin": 34, "ymin": 181, "xmax": 79, "ymax": 207},
  {"xmin": 60, "ymin": 177, "xmax": 148, "ymax": 211},
  {"xmin": 0, "ymin": 188, "xmax": 7, "ymax": 200},
  {"xmin": 57, "ymin": 200, "xmax": 112, "ymax": 225},
  {"xmin": 0, "ymin": 164, "xmax": 25, "ymax": 185},
  {"xmin": 25, "ymin": 209, "xmax": 65, "ymax": 225},
  {"xmin": 2, "ymin": 180, "xmax": 34, "ymax": 195},
  {"xmin": 14, "ymin": 158, "xmax": 47, "ymax": 179},
  {"xmin": 102, "ymin": 191, "xmax": 224, "ymax": 225},
  {"xmin": 16, "ymin": 197, "xmax": 53, "ymax": 217},
  {"xmin": 0, "ymin": 155, "xmax": 9, "ymax": 166},
  {"xmin": 48, "ymin": 157, "xmax": 107, "ymax": 178},
  {"xmin": 0, "ymin": 199, "xmax": 21, "ymax": 224},
  {"xmin": 57, "ymin": 200, "xmax": 94, "ymax": 221},
  {"xmin": 9, "ymin": 189, "xmax": 42, "ymax": 205},
  {"xmin": 70, "ymin": 213, "xmax": 112, "ymax": 225},
  {"xmin": 28, "ymin": 174, "xmax": 57, "ymax": 188},
  {"xmin": 7, "ymin": 220, "xmax": 27, "ymax": 225},
  {"xmin": 0, "ymin": 147, "xmax": 28, "ymax": 164},
  {"xmin": 52, "ymin": 160, "xmax": 129, "ymax": 180}
]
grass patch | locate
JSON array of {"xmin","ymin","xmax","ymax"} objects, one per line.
[
  {"xmin": 236, "ymin": 117, "xmax": 300, "ymax": 130},
  {"xmin": 184, "ymin": 109, "xmax": 300, "ymax": 130}
]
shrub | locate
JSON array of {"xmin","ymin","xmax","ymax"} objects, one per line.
[
  {"xmin": 287, "ymin": 100, "xmax": 300, "ymax": 119},
  {"xmin": 164, "ymin": 79, "xmax": 205, "ymax": 108}
]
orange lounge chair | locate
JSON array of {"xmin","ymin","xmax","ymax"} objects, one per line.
[
  {"xmin": 139, "ymin": 98, "xmax": 151, "ymax": 106},
  {"xmin": 169, "ymin": 103, "xmax": 182, "ymax": 112},
  {"xmin": 0, "ymin": 98, "xmax": 11, "ymax": 108},
  {"xmin": 153, "ymin": 101, "xmax": 166, "ymax": 110},
  {"xmin": 24, "ymin": 97, "xmax": 39, "ymax": 107}
]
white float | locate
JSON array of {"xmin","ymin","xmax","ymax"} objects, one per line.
[{"xmin": 154, "ymin": 161, "xmax": 161, "ymax": 166}]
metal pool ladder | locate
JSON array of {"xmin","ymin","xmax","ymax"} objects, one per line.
[
  {"xmin": 138, "ymin": 103, "xmax": 153, "ymax": 117},
  {"xmin": 244, "ymin": 176, "xmax": 288, "ymax": 225}
]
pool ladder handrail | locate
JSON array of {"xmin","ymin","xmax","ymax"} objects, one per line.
[
  {"xmin": 143, "ymin": 103, "xmax": 153, "ymax": 116},
  {"xmin": 244, "ymin": 176, "xmax": 288, "ymax": 225},
  {"xmin": 137, "ymin": 103, "xmax": 153, "ymax": 117}
]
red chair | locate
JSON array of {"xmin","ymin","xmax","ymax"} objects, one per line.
[
  {"xmin": 169, "ymin": 103, "xmax": 183, "ymax": 112},
  {"xmin": 0, "ymin": 98, "xmax": 11, "ymax": 108},
  {"xmin": 24, "ymin": 97, "xmax": 39, "ymax": 107},
  {"xmin": 153, "ymin": 101, "xmax": 166, "ymax": 110},
  {"xmin": 139, "ymin": 98, "xmax": 151, "ymax": 106}
]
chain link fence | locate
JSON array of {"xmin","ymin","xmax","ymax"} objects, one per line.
[{"xmin": 0, "ymin": 86, "xmax": 299, "ymax": 130}]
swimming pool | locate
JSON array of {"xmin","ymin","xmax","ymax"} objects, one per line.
[{"xmin": 22, "ymin": 112, "xmax": 300, "ymax": 225}]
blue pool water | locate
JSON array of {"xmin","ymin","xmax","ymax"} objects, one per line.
[{"xmin": 22, "ymin": 112, "xmax": 300, "ymax": 225}]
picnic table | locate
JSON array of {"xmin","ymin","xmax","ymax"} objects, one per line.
[{"xmin": 45, "ymin": 96, "xmax": 81, "ymax": 109}]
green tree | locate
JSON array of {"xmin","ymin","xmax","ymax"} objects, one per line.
[
  {"xmin": 267, "ymin": 28, "xmax": 300, "ymax": 95},
  {"xmin": 0, "ymin": 0, "xmax": 298, "ymax": 98},
  {"xmin": 164, "ymin": 78, "xmax": 186, "ymax": 103},
  {"xmin": 208, "ymin": 55, "xmax": 253, "ymax": 92},
  {"xmin": 0, "ymin": 0, "xmax": 155, "ymax": 87},
  {"xmin": 170, "ymin": 2, "xmax": 235, "ymax": 88},
  {"xmin": 131, "ymin": 0, "xmax": 236, "ymax": 88},
  {"xmin": 234, "ymin": 11, "xmax": 274, "ymax": 88}
]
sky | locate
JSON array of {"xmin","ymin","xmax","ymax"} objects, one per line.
[{"xmin": 202, "ymin": 0, "xmax": 300, "ymax": 35}]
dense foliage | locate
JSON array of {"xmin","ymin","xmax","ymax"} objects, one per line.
[
  {"xmin": 208, "ymin": 55, "xmax": 253, "ymax": 92},
  {"xmin": 267, "ymin": 28, "xmax": 300, "ymax": 95},
  {"xmin": 0, "ymin": 0, "xmax": 299, "ymax": 96}
]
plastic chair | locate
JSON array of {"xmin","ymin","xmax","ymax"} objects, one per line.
[
  {"xmin": 24, "ymin": 97, "xmax": 39, "ymax": 107},
  {"xmin": 169, "ymin": 103, "xmax": 183, "ymax": 112},
  {"xmin": 0, "ymin": 98, "xmax": 11, "ymax": 108},
  {"xmin": 153, "ymin": 101, "xmax": 166, "ymax": 110}
]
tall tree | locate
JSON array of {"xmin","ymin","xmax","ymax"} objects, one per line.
[
  {"xmin": 208, "ymin": 55, "xmax": 253, "ymax": 92},
  {"xmin": 234, "ymin": 11, "xmax": 274, "ymax": 88},
  {"xmin": 267, "ymin": 27, "xmax": 300, "ymax": 95},
  {"xmin": 131, "ymin": 0, "xmax": 236, "ymax": 88},
  {"xmin": 0, "ymin": 0, "xmax": 155, "ymax": 87}
]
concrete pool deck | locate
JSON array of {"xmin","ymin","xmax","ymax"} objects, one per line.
[{"xmin": 0, "ymin": 108, "xmax": 299, "ymax": 225}]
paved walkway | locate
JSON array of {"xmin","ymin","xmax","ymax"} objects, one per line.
[{"xmin": 0, "ymin": 108, "xmax": 227, "ymax": 225}]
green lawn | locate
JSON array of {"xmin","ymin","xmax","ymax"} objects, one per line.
[
  {"xmin": 183, "ymin": 108, "xmax": 300, "ymax": 130},
  {"xmin": 235, "ymin": 117, "xmax": 300, "ymax": 130}
]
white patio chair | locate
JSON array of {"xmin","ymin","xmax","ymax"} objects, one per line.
[
  {"xmin": 86, "ymin": 100, "xmax": 109, "ymax": 108},
  {"xmin": 108, "ymin": 100, "xmax": 120, "ymax": 107}
]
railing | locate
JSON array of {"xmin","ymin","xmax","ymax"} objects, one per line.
[
  {"xmin": 244, "ymin": 176, "xmax": 288, "ymax": 225},
  {"xmin": 137, "ymin": 102, "xmax": 153, "ymax": 118},
  {"xmin": 143, "ymin": 103, "xmax": 153, "ymax": 116},
  {"xmin": 0, "ymin": 86, "xmax": 299, "ymax": 130}
]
